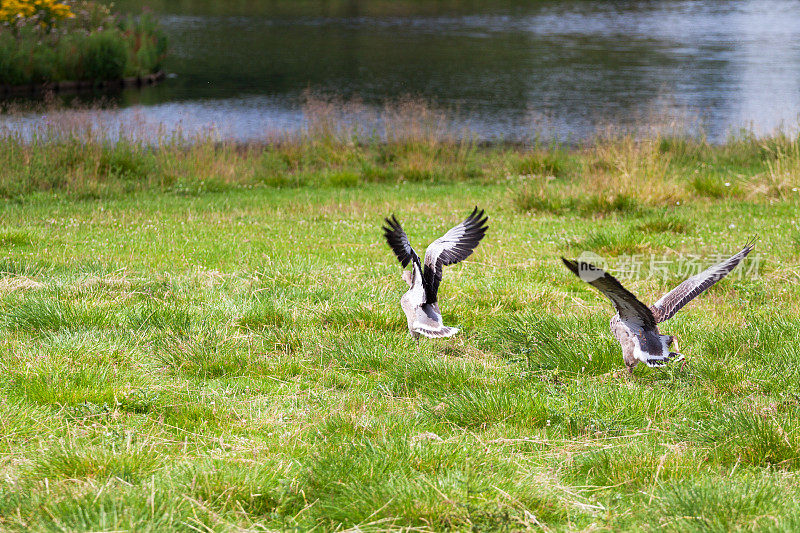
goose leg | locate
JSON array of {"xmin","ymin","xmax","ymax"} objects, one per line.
[{"xmin": 672, "ymin": 336, "xmax": 687, "ymax": 370}]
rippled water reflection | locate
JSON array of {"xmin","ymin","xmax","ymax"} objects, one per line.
[{"xmin": 3, "ymin": 0, "xmax": 799, "ymax": 142}]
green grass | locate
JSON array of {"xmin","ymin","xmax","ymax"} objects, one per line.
[{"xmin": 0, "ymin": 128, "xmax": 799, "ymax": 531}]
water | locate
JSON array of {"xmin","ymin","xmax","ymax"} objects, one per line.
[{"xmin": 5, "ymin": 0, "xmax": 800, "ymax": 142}]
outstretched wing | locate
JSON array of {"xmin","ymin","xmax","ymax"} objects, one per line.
[
  {"xmin": 422, "ymin": 207, "xmax": 489, "ymax": 303},
  {"xmin": 650, "ymin": 239, "xmax": 756, "ymax": 323},
  {"xmin": 562, "ymin": 258, "xmax": 656, "ymax": 330},
  {"xmin": 383, "ymin": 215, "xmax": 421, "ymax": 269}
]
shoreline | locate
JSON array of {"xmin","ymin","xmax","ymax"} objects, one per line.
[{"xmin": 0, "ymin": 71, "xmax": 166, "ymax": 97}]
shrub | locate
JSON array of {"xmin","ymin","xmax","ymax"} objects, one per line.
[
  {"xmin": 82, "ymin": 30, "xmax": 127, "ymax": 80},
  {"xmin": 580, "ymin": 192, "xmax": 641, "ymax": 216},
  {"xmin": 690, "ymin": 175, "xmax": 742, "ymax": 199},
  {"xmin": 98, "ymin": 142, "xmax": 154, "ymax": 180},
  {"xmin": 121, "ymin": 13, "xmax": 167, "ymax": 75},
  {"xmin": 0, "ymin": 33, "xmax": 27, "ymax": 84},
  {"xmin": 514, "ymin": 150, "xmax": 569, "ymax": 177},
  {"xmin": 0, "ymin": 2, "xmax": 166, "ymax": 85},
  {"xmin": 326, "ymin": 169, "xmax": 360, "ymax": 187}
]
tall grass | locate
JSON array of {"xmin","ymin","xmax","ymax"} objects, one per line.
[{"xmin": 1, "ymin": 95, "xmax": 800, "ymax": 209}]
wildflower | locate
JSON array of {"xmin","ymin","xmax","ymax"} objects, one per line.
[{"xmin": 0, "ymin": 0, "xmax": 75, "ymax": 31}]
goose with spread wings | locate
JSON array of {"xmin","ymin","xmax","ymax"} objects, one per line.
[
  {"xmin": 562, "ymin": 240, "xmax": 755, "ymax": 372},
  {"xmin": 383, "ymin": 207, "xmax": 489, "ymax": 338}
]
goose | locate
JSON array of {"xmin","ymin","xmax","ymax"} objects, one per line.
[
  {"xmin": 562, "ymin": 240, "xmax": 755, "ymax": 372},
  {"xmin": 383, "ymin": 207, "xmax": 489, "ymax": 338}
]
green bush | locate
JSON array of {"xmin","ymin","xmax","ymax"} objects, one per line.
[
  {"xmin": 326, "ymin": 169, "xmax": 360, "ymax": 187},
  {"xmin": 82, "ymin": 30, "xmax": 127, "ymax": 81},
  {"xmin": 121, "ymin": 13, "xmax": 167, "ymax": 75},
  {"xmin": 54, "ymin": 34, "xmax": 85, "ymax": 81},
  {"xmin": 0, "ymin": 7, "xmax": 167, "ymax": 85},
  {"xmin": 98, "ymin": 142, "xmax": 155, "ymax": 180},
  {"xmin": 0, "ymin": 33, "xmax": 27, "ymax": 85},
  {"xmin": 514, "ymin": 150, "xmax": 570, "ymax": 177},
  {"xmin": 30, "ymin": 43, "xmax": 57, "ymax": 82}
]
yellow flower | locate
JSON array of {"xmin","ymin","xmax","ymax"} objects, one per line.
[{"xmin": 0, "ymin": 0, "xmax": 75, "ymax": 26}]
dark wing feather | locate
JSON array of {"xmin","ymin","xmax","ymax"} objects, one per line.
[
  {"xmin": 382, "ymin": 215, "xmax": 420, "ymax": 269},
  {"xmin": 650, "ymin": 240, "xmax": 755, "ymax": 323},
  {"xmin": 562, "ymin": 258, "xmax": 656, "ymax": 330},
  {"xmin": 422, "ymin": 207, "xmax": 489, "ymax": 303}
]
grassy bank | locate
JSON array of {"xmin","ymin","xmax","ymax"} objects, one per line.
[
  {"xmin": 0, "ymin": 125, "xmax": 799, "ymax": 530},
  {"xmin": 1, "ymin": 106, "xmax": 799, "ymax": 203}
]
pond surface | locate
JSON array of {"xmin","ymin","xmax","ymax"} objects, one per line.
[{"xmin": 7, "ymin": 0, "xmax": 800, "ymax": 142}]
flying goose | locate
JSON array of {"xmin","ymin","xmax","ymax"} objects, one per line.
[
  {"xmin": 562, "ymin": 240, "xmax": 755, "ymax": 372},
  {"xmin": 383, "ymin": 207, "xmax": 489, "ymax": 338}
]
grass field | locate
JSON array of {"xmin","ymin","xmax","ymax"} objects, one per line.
[{"xmin": 1, "ymin": 120, "xmax": 800, "ymax": 531}]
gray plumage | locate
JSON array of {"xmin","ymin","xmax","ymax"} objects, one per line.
[
  {"xmin": 562, "ymin": 240, "xmax": 755, "ymax": 372},
  {"xmin": 383, "ymin": 207, "xmax": 489, "ymax": 338}
]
